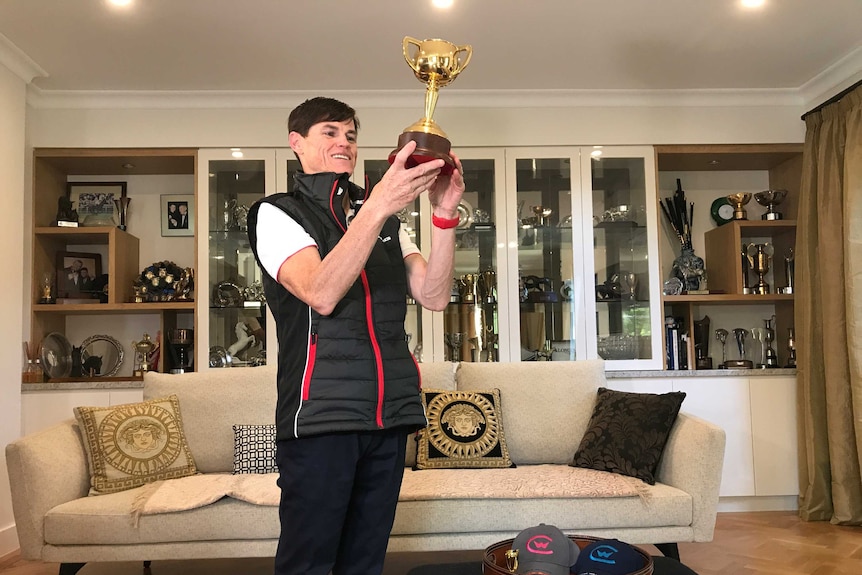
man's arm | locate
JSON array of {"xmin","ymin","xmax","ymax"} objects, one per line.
[
  {"xmin": 277, "ymin": 142, "xmax": 444, "ymax": 315},
  {"xmin": 405, "ymin": 153, "xmax": 466, "ymax": 311}
]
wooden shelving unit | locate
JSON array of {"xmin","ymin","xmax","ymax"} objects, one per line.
[{"xmin": 29, "ymin": 148, "xmax": 197, "ymax": 380}]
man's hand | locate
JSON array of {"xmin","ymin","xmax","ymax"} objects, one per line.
[
  {"xmin": 427, "ymin": 152, "xmax": 465, "ymax": 218},
  {"xmin": 365, "ymin": 141, "xmax": 444, "ymax": 219}
]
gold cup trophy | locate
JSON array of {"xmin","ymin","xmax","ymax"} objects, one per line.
[
  {"xmin": 388, "ymin": 37, "xmax": 473, "ymax": 174},
  {"xmin": 727, "ymin": 192, "xmax": 752, "ymax": 220}
]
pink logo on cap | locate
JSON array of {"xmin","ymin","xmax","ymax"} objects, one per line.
[{"xmin": 526, "ymin": 534, "xmax": 555, "ymax": 555}]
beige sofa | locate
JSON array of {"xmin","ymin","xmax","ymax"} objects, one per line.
[{"xmin": 6, "ymin": 360, "xmax": 725, "ymax": 573}]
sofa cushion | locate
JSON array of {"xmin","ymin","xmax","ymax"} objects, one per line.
[
  {"xmin": 571, "ymin": 387, "xmax": 686, "ymax": 485},
  {"xmin": 233, "ymin": 424, "xmax": 277, "ymax": 474},
  {"xmin": 457, "ymin": 361, "xmax": 605, "ymax": 465},
  {"xmin": 404, "ymin": 362, "xmax": 459, "ymax": 467},
  {"xmin": 415, "ymin": 389, "xmax": 514, "ymax": 470},
  {"xmin": 73, "ymin": 395, "xmax": 198, "ymax": 495}
]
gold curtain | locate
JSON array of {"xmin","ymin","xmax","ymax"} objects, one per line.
[{"xmin": 797, "ymin": 86, "xmax": 862, "ymax": 524}]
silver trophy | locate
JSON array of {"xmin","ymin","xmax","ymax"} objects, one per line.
[
  {"xmin": 725, "ymin": 328, "xmax": 754, "ymax": 368},
  {"xmin": 715, "ymin": 328, "xmax": 729, "ymax": 369},
  {"xmin": 754, "ymin": 189, "xmax": 787, "ymax": 221}
]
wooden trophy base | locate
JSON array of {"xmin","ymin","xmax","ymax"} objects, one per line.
[
  {"xmin": 724, "ymin": 359, "xmax": 754, "ymax": 369},
  {"xmin": 389, "ymin": 131, "xmax": 455, "ymax": 174}
]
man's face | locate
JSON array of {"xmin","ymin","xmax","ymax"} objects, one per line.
[
  {"xmin": 178, "ymin": 204, "xmax": 187, "ymax": 215},
  {"xmin": 290, "ymin": 119, "xmax": 357, "ymax": 175}
]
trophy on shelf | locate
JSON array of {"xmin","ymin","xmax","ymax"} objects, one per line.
[
  {"xmin": 715, "ymin": 328, "xmax": 729, "ymax": 369},
  {"xmin": 727, "ymin": 192, "xmax": 752, "ymax": 221},
  {"xmin": 531, "ymin": 205, "xmax": 553, "ymax": 228},
  {"xmin": 725, "ymin": 328, "xmax": 754, "ymax": 369},
  {"xmin": 478, "ymin": 270, "xmax": 497, "ymax": 304},
  {"xmin": 389, "ymin": 37, "xmax": 472, "ymax": 174},
  {"xmin": 113, "ymin": 196, "xmax": 131, "ymax": 231},
  {"xmin": 132, "ymin": 333, "xmax": 158, "ymax": 376},
  {"xmin": 444, "ymin": 332, "xmax": 463, "ymax": 362},
  {"xmin": 460, "ymin": 273, "xmax": 478, "ymax": 303},
  {"xmin": 741, "ymin": 243, "xmax": 754, "ymax": 294},
  {"xmin": 780, "ymin": 248, "xmax": 795, "ymax": 294},
  {"xmin": 693, "ymin": 315, "xmax": 713, "ymax": 370},
  {"xmin": 762, "ymin": 315, "xmax": 779, "ymax": 368},
  {"xmin": 786, "ymin": 327, "xmax": 797, "ymax": 368},
  {"xmin": 753, "ymin": 189, "xmax": 787, "ymax": 221},
  {"xmin": 745, "ymin": 243, "xmax": 774, "ymax": 295}
]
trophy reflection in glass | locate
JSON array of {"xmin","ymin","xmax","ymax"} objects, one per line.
[
  {"xmin": 389, "ymin": 37, "xmax": 472, "ymax": 174},
  {"xmin": 754, "ymin": 189, "xmax": 787, "ymax": 221}
]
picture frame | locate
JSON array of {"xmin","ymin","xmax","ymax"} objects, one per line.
[
  {"xmin": 67, "ymin": 182, "xmax": 127, "ymax": 227},
  {"xmin": 56, "ymin": 251, "xmax": 103, "ymax": 300},
  {"xmin": 161, "ymin": 194, "xmax": 194, "ymax": 237}
]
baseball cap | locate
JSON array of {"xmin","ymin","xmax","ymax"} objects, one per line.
[
  {"xmin": 572, "ymin": 539, "xmax": 644, "ymax": 575},
  {"xmin": 510, "ymin": 523, "xmax": 580, "ymax": 575}
]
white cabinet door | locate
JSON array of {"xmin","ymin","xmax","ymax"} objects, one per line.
[
  {"xmin": 749, "ymin": 375, "xmax": 799, "ymax": 496},
  {"xmin": 672, "ymin": 377, "xmax": 756, "ymax": 497}
]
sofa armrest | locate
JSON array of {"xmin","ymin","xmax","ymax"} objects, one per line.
[
  {"xmin": 655, "ymin": 412, "xmax": 726, "ymax": 542},
  {"xmin": 5, "ymin": 420, "xmax": 90, "ymax": 559}
]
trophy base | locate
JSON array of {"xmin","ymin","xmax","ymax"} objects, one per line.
[
  {"xmin": 762, "ymin": 212, "xmax": 783, "ymax": 220},
  {"xmin": 724, "ymin": 359, "xmax": 754, "ymax": 369},
  {"xmin": 389, "ymin": 131, "xmax": 455, "ymax": 175},
  {"xmin": 695, "ymin": 357, "xmax": 713, "ymax": 370}
]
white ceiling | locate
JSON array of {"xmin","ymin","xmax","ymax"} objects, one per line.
[{"xmin": 1, "ymin": 0, "xmax": 861, "ymax": 107}]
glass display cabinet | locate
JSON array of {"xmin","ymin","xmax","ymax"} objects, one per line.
[
  {"xmin": 507, "ymin": 150, "xmax": 586, "ymax": 362},
  {"xmin": 581, "ymin": 146, "xmax": 662, "ymax": 369},
  {"xmin": 197, "ymin": 149, "xmax": 276, "ymax": 370}
]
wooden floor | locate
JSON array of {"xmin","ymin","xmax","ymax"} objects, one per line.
[{"xmin": 1, "ymin": 511, "xmax": 860, "ymax": 575}]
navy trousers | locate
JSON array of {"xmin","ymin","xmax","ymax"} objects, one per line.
[{"xmin": 274, "ymin": 428, "xmax": 409, "ymax": 575}]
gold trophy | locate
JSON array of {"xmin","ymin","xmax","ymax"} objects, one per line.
[
  {"xmin": 746, "ymin": 243, "xmax": 774, "ymax": 294},
  {"xmin": 727, "ymin": 192, "xmax": 752, "ymax": 220},
  {"xmin": 389, "ymin": 37, "xmax": 472, "ymax": 174}
]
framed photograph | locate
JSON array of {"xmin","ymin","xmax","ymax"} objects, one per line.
[
  {"xmin": 161, "ymin": 194, "xmax": 194, "ymax": 237},
  {"xmin": 67, "ymin": 182, "xmax": 127, "ymax": 227},
  {"xmin": 56, "ymin": 251, "xmax": 103, "ymax": 300}
]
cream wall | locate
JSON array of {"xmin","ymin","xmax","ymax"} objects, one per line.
[
  {"xmin": 26, "ymin": 101, "xmax": 806, "ymax": 149},
  {"xmin": 0, "ymin": 62, "xmax": 25, "ymax": 556}
]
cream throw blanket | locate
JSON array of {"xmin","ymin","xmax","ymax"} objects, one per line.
[{"xmin": 131, "ymin": 465, "xmax": 647, "ymax": 525}]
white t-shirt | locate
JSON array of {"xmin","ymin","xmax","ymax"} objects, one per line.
[{"xmin": 254, "ymin": 202, "xmax": 421, "ymax": 280}]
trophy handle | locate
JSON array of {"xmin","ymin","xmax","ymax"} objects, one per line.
[
  {"xmin": 453, "ymin": 44, "xmax": 473, "ymax": 75},
  {"xmin": 402, "ymin": 37, "xmax": 423, "ymax": 73}
]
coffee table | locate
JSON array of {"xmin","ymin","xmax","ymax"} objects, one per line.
[{"xmin": 406, "ymin": 556, "xmax": 699, "ymax": 575}]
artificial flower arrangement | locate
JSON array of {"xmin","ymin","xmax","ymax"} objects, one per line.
[{"xmin": 133, "ymin": 261, "xmax": 194, "ymax": 302}]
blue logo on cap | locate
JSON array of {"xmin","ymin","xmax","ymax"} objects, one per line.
[{"xmin": 588, "ymin": 544, "xmax": 619, "ymax": 565}]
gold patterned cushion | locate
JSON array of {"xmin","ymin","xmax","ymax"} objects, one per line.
[
  {"xmin": 73, "ymin": 395, "xmax": 198, "ymax": 495},
  {"xmin": 415, "ymin": 389, "xmax": 514, "ymax": 470}
]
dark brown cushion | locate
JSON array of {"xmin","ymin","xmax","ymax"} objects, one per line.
[
  {"xmin": 415, "ymin": 389, "xmax": 514, "ymax": 470},
  {"xmin": 571, "ymin": 387, "xmax": 685, "ymax": 485}
]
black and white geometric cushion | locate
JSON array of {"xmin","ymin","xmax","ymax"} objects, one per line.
[{"xmin": 232, "ymin": 424, "xmax": 277, "ymax": 474}]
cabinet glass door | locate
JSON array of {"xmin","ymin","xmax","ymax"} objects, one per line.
[
  {"xmin": 506, "ymin": 150, "xmax": 586, "ymax": 362},
  {"xmin": 199, "ymin": 150, "xmax": 275, "ymax": 369},
  {"xmin": 581, "ymin": 146, "xmax": 662, "ymax": 369}
]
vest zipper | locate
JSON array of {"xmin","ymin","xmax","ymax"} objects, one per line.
[
  {"xmin": 360, "ymin": 270, "xmax": 386, "ymax": 428},
  {"xmin": 301, "ymin": 330, "xmax": 318, "ymax": 401}
]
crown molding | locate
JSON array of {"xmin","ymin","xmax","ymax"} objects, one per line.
[
  {"xmin": 0, "ymin": 33, "xmax": 47, "ymax": 84},
  {"xmin": 798, "ymin": 45, "xmax": 862, "ymax": 112},
  {"xmin": 25, "ymin": 85, "xmax": 805, "ymax": 110}
]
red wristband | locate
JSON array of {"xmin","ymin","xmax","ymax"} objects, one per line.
[{"xmin": 432, "ymin": 214, "xmax": 460, "ymax": 229}]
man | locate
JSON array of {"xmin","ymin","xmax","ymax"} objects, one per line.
[
  {"xmin": 176, "ymin": 203, "xmax": 189, "ymax": 228},
  {"xmin": 247, "ymin": 96, "xmax": 464, "ymax": 575}
]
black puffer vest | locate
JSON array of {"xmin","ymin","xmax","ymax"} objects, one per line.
[{"xmin": 247, "ymin": 171, "xmax": 426, "ymax": 441}]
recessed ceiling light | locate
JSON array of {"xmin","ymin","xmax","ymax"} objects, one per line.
[
  {"xmin": 432, "ymin": 0, "xmax": 454, "ymax": 8},
  {"xmin": 107, "ymin": 0, "xmax": 133, "ymax": 7},
  {"xmin": 740, "ymin": 0, "xmax": 765, "ymax": 9}
]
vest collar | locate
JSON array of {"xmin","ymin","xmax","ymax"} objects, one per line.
[{"xmin": 293, "ymin": 171, "xmax": 368, "ymax": 231}]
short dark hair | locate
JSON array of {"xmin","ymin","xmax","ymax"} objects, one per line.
[{"xmin": 288, "ymin": 97, "xmax": 360, "ymax": 136}]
